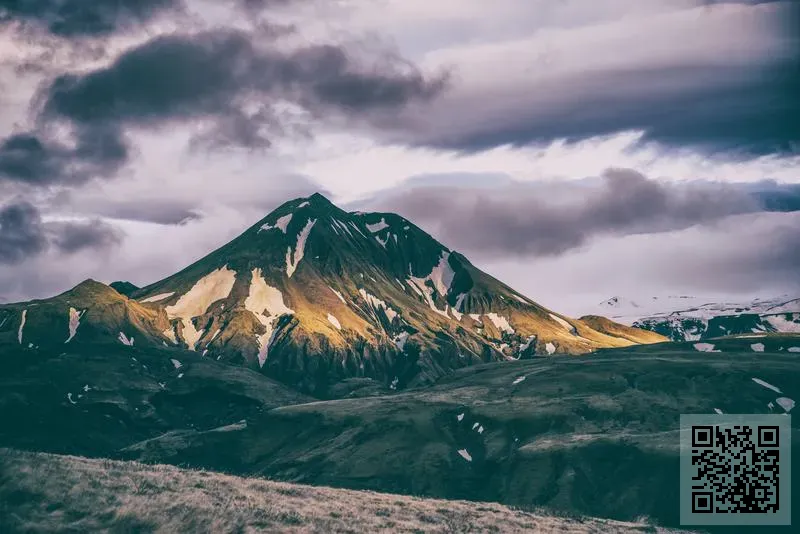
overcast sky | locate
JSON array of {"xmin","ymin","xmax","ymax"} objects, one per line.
[{"xmin": 0, "ymin": 0, "xmax": 798, "ymax": 315}]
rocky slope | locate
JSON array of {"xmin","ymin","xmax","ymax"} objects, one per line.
[{"xmin": 0, "ymin": 193, "xmax": 664, "ymax": 396}]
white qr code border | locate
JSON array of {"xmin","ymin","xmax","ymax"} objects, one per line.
[{"xmin": 680, "ymin": 414, "xmax": 791, "ymax": 526}]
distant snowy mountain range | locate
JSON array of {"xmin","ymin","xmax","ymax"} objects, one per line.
[{"xmin": 593, "ymin": 294, "xmax": 800, "ymax": 341}]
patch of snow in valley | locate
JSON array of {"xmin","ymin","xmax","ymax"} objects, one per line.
[
  {"xmin": 512, "ymin": 376, "xmax": 526, "ymax": 385},
  {"xmin": 374, "ymin": 234, "xmax": 388, "ymax": 248},
  {"xmin": 471, "ymin": 423, "xmax": 479, "ymax": 430},
  {"xmin": 177, "ymin": 373, "xmax": 184, "ymax": 379},
  {"xmin": 118, "ymin": 332, "xmax": 134, "ymax": 346},
  {"xmin": 714, "ymin": 408, "xmax": 723, "ymax": 414},
  {"xmin": 286, "ymin": 218, "xmax": 317, "ymax": 277},
  {"xmin": 485, "ymin": 313, "xmax": 515, "ymax": 334},
  {"xmin": 776, "ymin": 397, "xmax": 795, "ymax": 413},
  {"xmin": 454, "ymin": 293, "xmax": 467, "ymax": 312},
  {"xmin": 140, "ymin": 292, "xmax": 175, "ymax": 303},
  {"xmin": 693, "ymin": 343, "xmax": 719, "ymax": 352},
  {"xmin": 171, "ymin": 359, "xmax": 182, "ymax": 370},
  {"xmin": 390, "ymin": 376, "xmax": 399, "ymax": 390},
  {"xmin": 450, "ymin": 307, "xmax": 463, "ymax": 321},
  {"xmin": 457, "ymin": 449, "xmax": 473, "ymax": 462},
  {"xmin": 67, "ymin": 393, "xmax": 77, "ymax": 405},
  {"xmin": 65, "ymin": 307, "xmax": 84, "ymax": 343},
  {"xmin": 545, "ymin": 342, "xmax": 556, "ymax": 355},
  {"xmin": 788, "ymin": 347, "xmax": 800, "ymax": 353},
  {"xmin": 245, "ymin": 268, "xmax": 295, "ymax": 367},
  {"xmin": 751, "ymin": 343, "xmax": 765, "ymax": 353},
  {"xmin": 327, "ymin": 313, "xmax": 342, "ymax": 330},
  {"xmin": 18, "ymin": 309, "xmax": 26, "ymax": 344},
  {"xmin": 366, "ymin": 219, "xmax": 389, "ymax": 233},
  {"xmin": 83, "ymin": 384, "xmax": 91, "ymax": 392},
  {"xmin": 260, "ymin": 213, "xmax": 293, "ymax": 234},
  {"xmin": 457, "ymin": 413, "xmax": 464, "ymax": 421},
  {"xmin": 752, "ymin": 377, "xmax": 782, "ymax": 393}
]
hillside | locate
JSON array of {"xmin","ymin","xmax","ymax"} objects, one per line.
[
  {"xmin": 0, "ymin": 449, "xmax": 690, "ymax": 534},
  {"xmin": 0, "ymin": 193, "xmax": 663, "ymax": 397},
  {"xmin": 118, "ymin": 336, "xmax": 800, "ymax": 529}
]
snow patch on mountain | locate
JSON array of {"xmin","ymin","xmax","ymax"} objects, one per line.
[
  {"xmin": 245, "ymin": 268, "xmax": 295, "ymax": 367},
  {"xmin": 65, "ymin": 307, "xmax": 83, "ymax": 343},
  {"xmin": 486, "ymin": 313, "xmax": 514, "ymax": 334},
  {"xmin": 286, "ymin": 218, "xmax": 317, "ymax": 277},
  {"xmin": 297, "ymin": 201, "xmax": 310, "ymax": 209},
  {"xmin": 454, "ymin": 293, "xmax": 467, "ymax": 312},
  {"xmin": 358, "ymin": 289, "xmax": 398, "ymax": 322},
  {"xmin": 118, "ymin": 332, "xmax": 134, "ymax": 346},
  {"xmin": 428, "ymin": 252, "xmax": 455, "ymax": 297},
  {"xmin": 394, "ymin": 331, "xmax": 410, "ymax": 350},
  {"xmin": 549, "ymin": 313, "xmax": 577, "ymax": 335},
  {"xmin": 260, "ymin": 213, "xmax": 293, "ymax": 234},
  {"xmin": 171, "ymin": 359, "xmax": 183, "ymax": 370},
  {"xmin": 751, "ymin": 343, "xmax": 765, "ymax": 353},
  {"xmin": 166, "ymin": 266, "xmax": 237, "ymax": 350},
  {"xmin": 329, "ymin": 286, "xmax": 347, "ymax": 304},
  {"xmin": 327, "ymin": 313, "xmax": 341, "ymax": 330},
  {"xmin": 374, "ymin": 234, "xmax": 388, "ymax": 248},
  {"xmin": 17, "ymin": 309, "xmax": 26, "ymax": 344},
  {"xmin": 545, "ymin": 342, "xmax": 556, "ymax": 355},
  {"xmin": 140, "ymin": 292, "xmax": 175, "ymax": 303},
  {"xmin": 366, "ymin": 219, "xmax": 389, "ymax": 233},
  {"xmin": 457, "ymin": 449, "xmax": 473, "ymax": 462}
]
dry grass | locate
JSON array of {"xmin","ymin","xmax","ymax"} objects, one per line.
[{"xmin": 0, "ymin": 448, "xmax": 692, "ymax": 534}]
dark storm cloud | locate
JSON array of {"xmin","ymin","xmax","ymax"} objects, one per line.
[
  {"xmin": 0, "ymin": 200, "xmax": 123, "ymax": 264},
  {"xmin": 47, "ymin": 218, "xmax": 123, "ymax": 252},
  {"xmin": 0, "ymin": 201, "xmax": 48, "ymax": 264},
  {"xmin": 370, "ymin": 169, "xmax": 799, "ymax": 258},
  {"xmin": 0, "ymin": 28, "xmax": 447, "ymax": 186},
  {"xmin": 0, "ymin": 0, "xmax": 180, "ymax": 37},
  {"xmin": 425, "ymin": 63, "xmax": 799, "ymax": 155},
  {"xmin": 0, "ymin": 127, "xmax": 128, "ymax": 186}
]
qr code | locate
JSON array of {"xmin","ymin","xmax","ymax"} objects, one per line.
[
  {"xmin": 691, "ymin": 424, "xmax": 780, "ymax": 513},
  {"xmin": 680, "ymin": 414, "xmax": 791, "ymax": 526}
]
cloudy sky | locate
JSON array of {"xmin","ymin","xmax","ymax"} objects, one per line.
[{"xmin": 0, "ymin": 0, "xmax": 798, "ymax": 315}]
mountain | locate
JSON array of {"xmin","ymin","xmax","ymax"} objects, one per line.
[
  {"xmin": 594, "ymin": 294, "xmax": 800, "ymax": 342},
  {"xmin": 0, "ymin": 193, "xmax": 665, "ymax": 397},
  {"xmin": 109, "ymin": 280, "xmax": 140, "ymax": 297}
]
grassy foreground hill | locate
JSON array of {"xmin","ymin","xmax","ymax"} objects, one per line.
[{"xmin": 0, "ymin": 448, "xmax": 690, "ymax": 533}]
